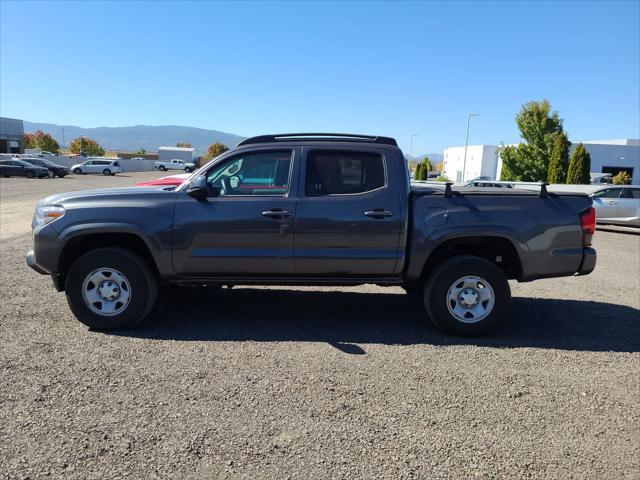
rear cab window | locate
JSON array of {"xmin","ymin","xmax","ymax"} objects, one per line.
[{"xmin": 305, "ymin": 150, "xmax": 386, "ymax": 196}]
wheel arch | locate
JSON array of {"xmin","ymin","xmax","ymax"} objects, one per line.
[
  {"xmin": 57, "ymin": 229, "xmax": 160, "ymax": 291},
  {"xmin": 416, "ymin": 235, "xmax": 523, "ymax": 285}
]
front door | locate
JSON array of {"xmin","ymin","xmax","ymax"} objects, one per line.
[
  {"xmin": 294, "ymin": 147, "xmax": 402, "ymax": 276},
  {"xmin": 592, "ymin": 188, "xmax": 624, "ymax": 222},
  {"xmin": 172, "ymin": 148, "xmax": 299, "ymax": 277}
]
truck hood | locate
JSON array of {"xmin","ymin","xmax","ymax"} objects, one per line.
[{"xmin": 40, "ymin": 186, "xmax": 176, "ymax": 206}]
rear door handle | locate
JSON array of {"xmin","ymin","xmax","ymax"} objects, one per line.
[
  {"xmin": 262, "ymin": 209, "xmax": 292, "ymax": 218},
  {"xmin": 364, "ymin": 209, "xmax": 394, "ymax": 218}
]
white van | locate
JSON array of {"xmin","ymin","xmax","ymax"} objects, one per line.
[{"xmin": 71, "ymin": 158, "xmax": 122, "ymax": 175}]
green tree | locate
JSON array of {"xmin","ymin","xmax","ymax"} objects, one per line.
[
  {"xmin": 204, "ymin": 142, "xmax": 229, "ymax": 160},
  {"xmin": 546, "ymin": 132, "xmax": 570, "ymax": 184},
  {"xmin": 611, "ymin": 171, "xmax": 631, "ymax": 185},
  {"xmin": 176, "ymin": 142, "xmax": 192, "ymax": 148},
  {"xmin": 23, "ymin": 130, "xmax": 60, "ymax": 154},
  {"xmin": 415, "ymin": 157, "xmax": 432, "ymax": 180},
  {"xmin": 135, "ymin": 148, "xmax": 147, "ymax": 155},
  {"xmin": 566, "ymin": 143, "xmax": 591, "ymax": 184},
  {"xmin": 414, "ymin": 162, "xmax": 423, "ymax": 180},
  {"xmin": 499, "ymin": 100, "xmax": 566, "ymax": 181},
  {"xmin": 68, "ymin": 137, "xmax": 105, "ymax": 156}
]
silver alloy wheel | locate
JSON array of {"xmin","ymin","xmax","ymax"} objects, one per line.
[
  {"xmin": 81, "ymin": 268, "xmax": 131, "ymax": 317},
  {"xmin": 446, "ymin": 275, "xmax": 495, "ymax": 324}
]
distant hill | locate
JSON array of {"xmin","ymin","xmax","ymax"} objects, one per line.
[
  {"xmin": 24, "ymin": 121, "xmax": 246, "ymax": 153},
  {"xmin": 410, "ymin": 153, "xmax": 444, "ymax": 162}
]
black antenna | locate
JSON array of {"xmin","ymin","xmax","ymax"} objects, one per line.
[
  {"xmin": 539, "ymin": 182, "xmax": 549, "ymax": 198},
  {"xmin": 444, "ymin": 182, "xmax": 454, "ymax": 197}
]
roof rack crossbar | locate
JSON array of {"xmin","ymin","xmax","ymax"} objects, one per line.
[{"xmin": 237, "ymin": 133, "xmax": 398, "ymax": 147}]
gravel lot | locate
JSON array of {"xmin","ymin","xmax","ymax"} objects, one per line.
[{"xmin": 1, "ymin": 172, "xmax": 639, "ymax": 479}]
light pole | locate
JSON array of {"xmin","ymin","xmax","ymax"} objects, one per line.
[
  {"xmin": 409, "ymin": 133, "xmax": 418, "ymax": 165},
  {"xmin": 462, "ymin": 113, "xmax": 477, "ymax": 182}
]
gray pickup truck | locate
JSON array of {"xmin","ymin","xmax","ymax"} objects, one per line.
[{"xmin": 26, "ymin": 133, "xmax": 597, "ymax": 335}]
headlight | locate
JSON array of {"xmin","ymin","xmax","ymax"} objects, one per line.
[{"xmin": 34, "ymin": 204, "xmax": 65, "ymax": 227}]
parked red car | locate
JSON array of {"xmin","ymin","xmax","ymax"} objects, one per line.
[{"xmin": 135, "ymin": 173, "xmax": 190, "ymax": 187}]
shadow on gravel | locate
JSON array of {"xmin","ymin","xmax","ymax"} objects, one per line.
[{"xmin": 114, "ymin": 288, "xmax": 640, "ymax": 353}]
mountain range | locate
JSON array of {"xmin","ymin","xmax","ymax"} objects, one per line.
[
  {"xmin": 24, "ymin": 121, "xmax": 445, "ymax": 160},
  {"xmin": 24, "ymin": 121, "xmax": 246, "ymax": 153}
]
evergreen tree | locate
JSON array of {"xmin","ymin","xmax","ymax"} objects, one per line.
[
  {"xmin": 547, "ymin": 132, "xmax": 570, "ymax": 183},
  {"xmin": 566, "ymin": 143, "xmax": 591, "ymax": 184}
]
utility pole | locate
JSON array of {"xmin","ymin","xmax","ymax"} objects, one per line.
[{"xmin": 462, "ymin": 113, "xmax": 477, "ymax": 182}]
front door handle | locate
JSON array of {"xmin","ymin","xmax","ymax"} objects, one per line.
[
  {"xmin": 364, "ymin": 209, "xmax": 394, "ymax": 218},
  {"xmin": 262, "ymin": 209, "xmax": 292, "ymax": 218}
]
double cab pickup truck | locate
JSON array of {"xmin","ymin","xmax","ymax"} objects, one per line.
[
  {"xmin": 27, "ymin": 133, "xmax": 597, "ymax": 336},
  {"xmin": 154, "ymin": 158, "xmax": 196, "ymax": 172}
]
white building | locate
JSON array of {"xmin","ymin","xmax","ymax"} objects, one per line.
[
  {"xmin": 158, "ymin": 146, "xmax": 196, "ymax": 163},
  {"xmin": 574, "ymin": 139, "xmax": 639, "ymax": 185},
  {"xmin": 443, "ymin": 138, "xmax": 639, "ymax": 184},
  {"xmin": 442, "ymin": 145, "xmax": 499, "ymax": 182}
]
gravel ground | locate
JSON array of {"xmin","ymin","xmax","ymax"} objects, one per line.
[{"xmin": 1, "ymin": 173, "xmax": 639, "ymax": 479}]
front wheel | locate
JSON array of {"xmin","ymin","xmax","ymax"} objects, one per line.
[
  {"xmin": 103, "ymin": 169, "xmax": 111, "ymax": 176},
  {"xmin": 73, "ymin": 168, "xmax": 82, "ymax": 174},
  {"xmin": 423, "ymin": 255, "xmax": 511, "ymax": 336},
  {"xmin": 65, "ymin": 247, "xmax": 157, "ymax": 330}
]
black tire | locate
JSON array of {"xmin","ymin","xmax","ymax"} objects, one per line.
[
  {"xmin": 57, "ymin": 173, "xmax": 67, "ymax": 178},
  {"xmin": 103, "ymin": 168, "xmax": 111, "ymax": 176},
  {"xmin": 185, "ymin": 167, "xmax": 193, "ymax": 173},
  {"xmin": 159, "ymin": 166, "xmax": 167, "ymax": 171},
  {"xmin": 26, "ymin": 170, "xmax": 35, "ymax": 178},
  {"xmin": 423, "ymin": 255, "xmax": 511, "ymax": 336},
  {"xmin": 73, "ymin": 168, "xmax": 82, "ymax": 174},
  {"xmin": 65, "ymin": 247, "xmax": 157, "ymax": 330}
]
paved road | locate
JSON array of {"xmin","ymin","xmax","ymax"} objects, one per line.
[{"xmin": 1, "ymin": 174, "xmax": 639, "ymax": 479}]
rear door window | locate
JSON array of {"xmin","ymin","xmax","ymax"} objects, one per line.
[
  {"xmin": 621, "ymin": 188, "xmax": 640, "ymax": 199},
  {"xmin": 305, "ymin": 150, "xmax": 385, "ymax": 196}
]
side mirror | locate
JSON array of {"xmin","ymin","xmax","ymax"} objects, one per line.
[{"xmin": 187, "ymin": 175, "xmax": 209, "ymax": 201}]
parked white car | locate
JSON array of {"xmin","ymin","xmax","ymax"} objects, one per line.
[
  {"xmin": 71, "ymin": 158, "xmax": 122, "ymax": 176},
  {"xmin": 590, "ymin": 185, "xmax": 640, "ymax": 227},
  {"xmin": 154, "ymin": 158, "xmax": 196, "ymax": 172}
]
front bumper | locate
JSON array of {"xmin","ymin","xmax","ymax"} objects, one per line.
[{"xmin": 26, "ymin": 249, "xmax": 48, "ymax": 274}]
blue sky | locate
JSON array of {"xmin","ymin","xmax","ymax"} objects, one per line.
[{"xmin": 1, "ymin": 1, "xmax": 639, "ymax": 154}]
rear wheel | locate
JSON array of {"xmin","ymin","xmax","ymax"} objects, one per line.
[
  {"xmin": 47, "ymin": 170, "xmax": 55, "ymax": 178},
  {"xmin": 65, "ymin": 247, "xmax": 157, "ymax": 330},
  {"xmin": 159, "ymin": 165, "xmax": 167, "ymax": 171},
  {"xmin": 423, "ymin": 255, "xmax": 510, "ymax": 336},
  {"xmin": 57, "ymin": 173, "xmax": 67, "ymax": 178},
  {"xmin": 26, "ymin": 170, "xmax": 35, "ymax": 178},
  {"xmin": 103, "ymin": 168, "xmax": 111, "ymax": 176},
  {"xmin": 73, "ymin": 168, "xmax": 82, "ymax": 174},
  {"xmin": 185, "ymin": 167, "xmax": 193, "ymax": 173}
]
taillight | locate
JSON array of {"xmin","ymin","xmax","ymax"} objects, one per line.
[{"xmin": 580, "ymin": 207, "xmax": 596, "ymax": 247}]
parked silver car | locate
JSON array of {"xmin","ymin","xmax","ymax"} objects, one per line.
[{"xmin": 590, "ymin": 186, "xmax": 640, "ymax": 227}]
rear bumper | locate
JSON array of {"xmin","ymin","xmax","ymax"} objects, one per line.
[{"xmin": 577, "ymin": 247, "xmax": 597, "ymax": 276}]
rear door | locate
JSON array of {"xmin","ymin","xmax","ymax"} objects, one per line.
[
  {"xmin": 618, "ymin": 188, "xmax": 640, "ymax": 224},
  {"xmin": 294, "ymin": 147, "xmax": 402, "ymax": 276}
]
